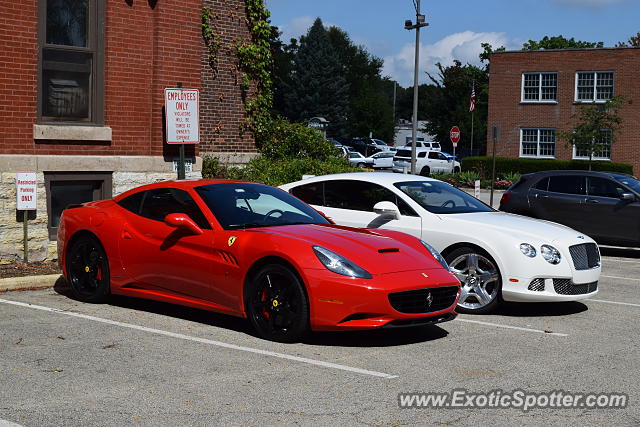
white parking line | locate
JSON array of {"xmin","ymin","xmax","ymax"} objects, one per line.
[
  {"xmin": 587, "ymin": 298, "xmax": 640, "ymax": 308},
  {"xmin": 601, "ymin": 258, "xmax": 640, "ymax": 264},
  {"xmin": 0, "ymin": 298, "xmax": 398, "ymax": 380},
  {"xmin": 456, "ymin": 318, "xmax": 568, "ymax": 337},
  {"xmin": 601, "ymin": 275, "xmax": 640, "ymax": 282}
]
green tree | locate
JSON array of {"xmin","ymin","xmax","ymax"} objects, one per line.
[
  {"xmin": 522, "ymin": 35, "xmax": 604, "ymax": 50},
  {"xmin": 421, "ymin": 61, "xmax": 489, "ymax": 155},
  {"xmin": 558, "ymin": 96, "xmax": 629, "ymax": 170},
  {"xmin": 282, "ymin": 18, "xmax": 349, "ymax": 138},
  {"xmin": 326, "ymin": 26, "xmax": 394, "ymax": 141},
  {"xmin": 616, "ymin": 32, "xmax": 640, "ymax": 47}
]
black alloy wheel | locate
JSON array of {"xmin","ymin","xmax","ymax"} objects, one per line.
[
  {"xmin": 66, "ymin": 234, "xmax": 111, "ymax": 303},
  {"xmin": 246, "ymin": 264, "xmax": 309, "ymax": 342}
]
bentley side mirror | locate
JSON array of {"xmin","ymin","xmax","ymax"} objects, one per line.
[
  {"xmin": 164, "ymin": 213, "xmax": 204, "ymax": 235},
  {"xmin": 373, "ymin": 201, "xmax": 401, "ymax": 220},
  {"xmin": 621, "ymin": 192, "xmax": 636, "ymax": 201}
]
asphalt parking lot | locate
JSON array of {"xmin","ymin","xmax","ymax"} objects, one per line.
[{"xmin": 1, "ymin": 246, "xmax": 638, "ymax": 426}]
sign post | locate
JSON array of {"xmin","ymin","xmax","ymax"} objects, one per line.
[
  {"xmin": 164, "ymin": 84, "xmax": 200, "ymax": 179},
  {"xmin": 16, "ymin": 173, "xmax": 37, "ymax": 263},
  {"xmin": 449, "ymin": 126, "xmax": 460, "ymax": 163}
]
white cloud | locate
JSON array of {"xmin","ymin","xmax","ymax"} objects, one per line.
[
  {"xmin": 382, "ymin": 31, "xmax": 516, "ymax": 87},
  {"xmin": 276, "ymin": 16, "xmax": 314, "ymax": 43}
]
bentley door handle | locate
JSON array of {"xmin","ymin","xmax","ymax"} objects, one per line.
[{"xmin": 585, "ymin": 198, "xmax": 599, "ymax": 204}]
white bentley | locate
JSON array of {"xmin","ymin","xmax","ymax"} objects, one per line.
[{"xmin": 280, "ymin": 172, "xmax": 601, "ymax": 314}]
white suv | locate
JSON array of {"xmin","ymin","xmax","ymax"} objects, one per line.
[{"xmin": 392, "ymin": 148, "xmax": 461, "ymax": 176}]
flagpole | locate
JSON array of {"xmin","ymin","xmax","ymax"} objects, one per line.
[{"xmin": 470, "ymin": 80, "xmax": 475, "ymax": 156}]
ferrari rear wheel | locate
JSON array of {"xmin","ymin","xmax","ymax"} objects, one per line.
[
  {"xmin": 446, "ymin": 247, "xmax": 501, "ymax": 314},
  {"xmin": 66, "ymin": 234, "xmax": 111, "ymax": 303},
  {"xmin": 246, "ymin": 264, "xmax": 309, "ymax": 343}
]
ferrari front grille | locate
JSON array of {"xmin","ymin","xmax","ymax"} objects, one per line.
[
  {"xmin": 388, "ymin": 286, "xmax": 459, "ymax": 314},
  {"xmin": 569, "ymin": 243, "xmax": 600, "ymax": 270},
  {"xmin": 553, "ymin": 279, "xmax": 598, "ymax": 295}
]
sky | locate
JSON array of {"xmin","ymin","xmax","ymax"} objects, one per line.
[{"xmin": 265, "ymin": 0, "xmax": 640, "ymax": 87}]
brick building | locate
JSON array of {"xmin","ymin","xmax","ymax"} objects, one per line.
[
  {"xmin": 487, "ymin": 48, "xmax": 640, "ymax": 173},
  {"xmin": 0, "ymin": 0, "xmax": 256, "ymax": 262}
]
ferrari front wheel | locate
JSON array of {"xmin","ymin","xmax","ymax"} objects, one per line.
[
  {"xmin": 246, "ymin": 264, "xmax": 309, "ymax": 343},
  {"xmin": 66, "ymin": 234, "xmax": 111, "ymax": 303}
]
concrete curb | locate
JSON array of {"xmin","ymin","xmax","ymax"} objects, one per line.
[{"xmin": 0, "ymin": 274, "xmax": 61, "ymax": 292}]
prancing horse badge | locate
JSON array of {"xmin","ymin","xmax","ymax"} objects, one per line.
[{"xmin": 228, "ymin": 236, "xmax": 237, "ymax": 247}]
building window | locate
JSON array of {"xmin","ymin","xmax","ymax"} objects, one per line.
[
  {"xmin": 44, "ymin": 172, "xmax": 112, "ymax": 240},
  {"xmin": 575, "ymin": 71, "xmax": 614, "ymax": 102},
  {"xmin": 573, "ymin": 130, "xmax": 612, "ymax": 160},
  {"xmin": 520, "ymin": 129, "xmax": 556, "ymax": 158},
  {"xmin": 39, "ymin": 0, "xmax": 104, "ymax": 123},
  {"xmin": 521, "ymin": 72, "xmax": 557, "ymax": 102}
]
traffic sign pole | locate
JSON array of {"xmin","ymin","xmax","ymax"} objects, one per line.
[{"xmin": 176, "ymin": 82, "xmax": 185, "ymax": 180}]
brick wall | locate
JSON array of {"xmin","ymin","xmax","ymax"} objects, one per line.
[
  {"xmin": 487, "ymin": 48, "xmax": 640, "ymax": 174},
  {"xmin": 0, "ymin": 2, "xmax": 38, "ymax": 155},
  {"xmin": 200, "ymin": 0, "xmax": 257, "ymax": 154},
  {"xmin": 0, "ymin": 0, "xmax": 203, "ymax": 157}
]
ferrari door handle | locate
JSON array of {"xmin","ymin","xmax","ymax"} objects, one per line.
[{"xmin": 122, "ymin": 229, "xmax": 133, "ymax": 239}]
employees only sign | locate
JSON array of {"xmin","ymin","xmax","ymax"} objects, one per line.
[
  {"xmin": 164, "ymin": 88, "xmax": 200, "ymax": 144},
  {"xmin": 16, "ymin": 173, "xmax": 37, "ymax": 210}
]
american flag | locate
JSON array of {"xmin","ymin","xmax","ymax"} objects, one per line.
[{"xmin": 469, "ymin": 86, "xmax": 476, "ymax": 112}]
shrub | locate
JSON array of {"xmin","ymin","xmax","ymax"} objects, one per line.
[
  {"xmin": 257, "ymin": 117, "xmax": 340, "ymax": 161},
  {"xmin": 202, "ymin": 155, "xmax": 360, "ymax": 186},
  {"xmin": 461, "ymin": 157, "xmax": 633, "ymax": 178}
]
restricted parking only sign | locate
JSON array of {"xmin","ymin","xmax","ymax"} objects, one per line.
[{"xmin": 16, "ymin": 172, "xmax": 37, "ymax": 210}]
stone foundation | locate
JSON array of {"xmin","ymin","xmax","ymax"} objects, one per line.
[{"xmin": 0, "ymin": 155, "xmax": 202, "ymax": 263}]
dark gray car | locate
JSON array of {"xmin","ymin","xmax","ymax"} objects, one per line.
[{"xmin": 500, "ymin": 170, "xmax": 640, "ymax": 247}]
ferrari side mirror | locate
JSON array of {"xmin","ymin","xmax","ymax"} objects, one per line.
[{"xmin": 164, "ymin": 213, "xmax": 203, "ymax": 235}]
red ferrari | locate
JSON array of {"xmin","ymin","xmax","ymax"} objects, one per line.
[{"xmin": 57, "ymin": 180, "xmax": 460, "ymax": 342}]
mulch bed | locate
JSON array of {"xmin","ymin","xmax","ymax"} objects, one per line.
[{"xmin": 0, "ymin": 261, "xmax": 61, "ymax": 279}]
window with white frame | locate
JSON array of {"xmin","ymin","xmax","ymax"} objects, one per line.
[
  {"xmin": 522, "ymin": 72, "xmax": 557, "ymax": 102},
  {"xmin": 575, "ymin": 71, "xmax": 614, "ymax": 102},
  {"xmin": 573, "ymin": 129, "xmax": 612, "ymax": 160},
  {"xmin": 520, "ymin": 129, "xmax": 556, "ymax": 158}
]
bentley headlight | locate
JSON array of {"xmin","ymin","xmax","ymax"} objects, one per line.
[
  {"xmin": 420, "ymin": 240, "xmax": 449, "ymax": 270},
  {"xmin": 312, "ymin": 246, "xmax": 372, "ymax": 279},
  {"xmin": 520, "ymin": 243, "xmax": 537, "ymax": 258},
  {"xmin": 541, "ymin": 244, "xmax": 561, "ymax": 265}
]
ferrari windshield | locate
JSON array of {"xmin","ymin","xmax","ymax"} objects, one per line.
[
  {"xmin": 394, "ymin": 180, "xmax": 494, "ymax": 214},
  {"xmin": 195, "ymin": 182, "xmax": 330, "ymax": 229}
]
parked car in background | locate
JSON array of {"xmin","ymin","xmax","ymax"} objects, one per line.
[
  {"xmin": 500, "ymin": 170, "xmax": 640, "ymax": 247},
  {"xmin": 393, "ymin": 148, "xmax": 461, "ymax": 175},
  {"xmin": 370, "ymin": 138, "xmax": 392, "ymax": 150},
  {"xmin": 342, "ymin": 138, "xmax": 381, "ymax": 156},
  {"xmin": 366, "ymin": 150, "xmax": 395, "ymax": 169},
  {"xmin": 404, "ymin": 141, "xmax": 441, "ymax": 151},
  {"xmin": 346, "ymin": 151, "xmax": 371, "ymax": 168},
  {"xmin": 58, "ymin": 179, "xmax": 461, "ymax": 342},
  {"xmin": 281, "ymin": 172, "xmax": 601, "ymax": 314}
]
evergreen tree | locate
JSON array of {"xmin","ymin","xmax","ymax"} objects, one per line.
[{"xmin": 283, "ymin": 18, "xmax": 349, "ymax": 138}]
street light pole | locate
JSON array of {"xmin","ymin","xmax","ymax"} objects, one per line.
[{"xmin": 405, "ymin": 0, "xmax": 428, "ymax": 174}]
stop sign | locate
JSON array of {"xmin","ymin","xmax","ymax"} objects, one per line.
[{"xmin": 450, "ymin": 126, "xmax": 461, "ymax": 146}]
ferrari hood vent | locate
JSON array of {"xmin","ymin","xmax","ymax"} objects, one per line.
[{"xmin": 378, "ymin": 248, "xmax": 400, "ymax": 253}]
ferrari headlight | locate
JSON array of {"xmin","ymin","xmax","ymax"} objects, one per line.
[
  {"xmin": 541, "ymin": 244, "xmax": 561, "ymax": 265},
  {"xmin": 520, "ymin": 243, "xmax": 537, "ymax": 258},
  {"xmin": 312, "ymin": 246, "xmax": 372, "ymax": 279},
  {"xmin": 420, "ymin": 240, "xmax": 449, "ymax": 270}
]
